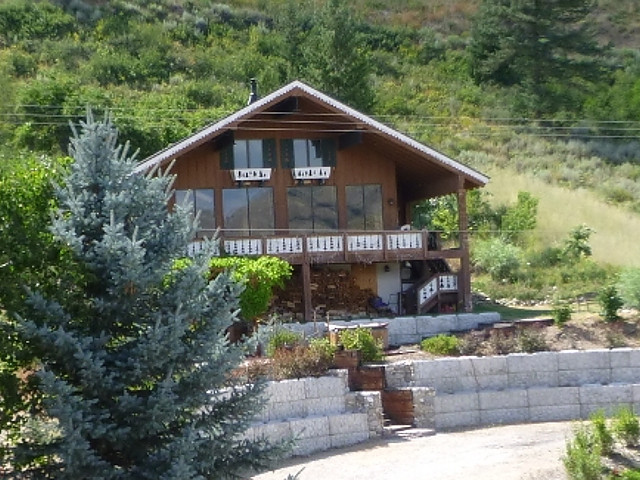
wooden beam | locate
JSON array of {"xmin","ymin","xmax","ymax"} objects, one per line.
[
  {"xmin": 338, "ymin": 131, "xmax": 363, "ymax": 150},
  {"xmin": 457, "ymin": 176, "xmax": 472, "ymax": 312}
]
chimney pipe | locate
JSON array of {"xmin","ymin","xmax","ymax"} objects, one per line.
[{"xmin": 247, "ymin": 78, "xmax": 258, "ymax": 105}]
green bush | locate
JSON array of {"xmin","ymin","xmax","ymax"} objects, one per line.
[
  {"xmin": 266, "ymin": 329, "xmax": 303, "ymax": 358},
  {"xmin": 270, "ymin": 344, "xmax": 334, "ymax": 380},
  {"xmin": 308, "ymin": 336, "xmax": 337, "ymax": 360},
  {"xmin": 589, "ymin": 410, "xmax": 613, "ymax": 456},
  {"xmin": 618, "ymin": 268, "xmax": 640, "ymax": 309},
  {"xmin": 516, "ymin": 328, "xmax": 549, "ymax": 353},
  {"xmin": 552, "ymin": 302, "xmax": 572, "ymax": 326},
  {"xmin": 563, "ymin": 424, "xmax": 603, "ymax": 480},
  {"xmin": 420, "ymin": 334, "xmax": 460, "ymax": 356},
  {"xmin": 338, "ymin": 327, "xmax": 383, "ymax": 363},
  {"xmin": 612, "ymin": 406, "xmax": 640, "ymax": 447},
  {"xmin": 598, "ymin": 284, "xmax": 623, "ymax": 322},
  {"xmin": 472, "ymin": 237, "xmax": 522, "ymax": 281}
]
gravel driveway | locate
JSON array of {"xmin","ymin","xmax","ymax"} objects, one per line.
[{"xmin": 251, "ymin": 421, "xmax": 576, "ymax": 480}]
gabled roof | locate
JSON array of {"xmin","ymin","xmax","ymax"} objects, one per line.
[{"xmin": 135, "ymin": 80, "xmax": 488, "ymax": 186}]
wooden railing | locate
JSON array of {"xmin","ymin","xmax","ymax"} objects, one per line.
[
  {"xmin": 416, "ymin": 273, "xmax": 458, "ymax": 312},
  {"xmin": 187, "ymin": 229, "xmax": 440, "ymax": 264}
]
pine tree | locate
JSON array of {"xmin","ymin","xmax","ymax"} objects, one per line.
[{"xmin": 12, "ymin": 113, "xmax": 280, "ymax": 479}]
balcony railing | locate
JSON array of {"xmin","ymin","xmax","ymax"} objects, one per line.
[{"xmin": 187, "ymin": 229, "xmax": 446, "ymax": 264}]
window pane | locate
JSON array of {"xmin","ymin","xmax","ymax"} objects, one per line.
[
  {"xmin": 309, "ymin": 140, "xmax": 324, "ymax": 167},
  {"xmin": 223, "ymin": 189, "xmax": 248, "ymax": 232},
  {"xmin": 293, "ymin": 139, "xmax": 308, "ymax": 168},
  {"xmin": 287, "ymin": 187, "xmax": 312, "ymax": 231},
  {"xmin": 174, "ymin": 189, "xmax": 192, "ymax": 212},
  {"xmin": 311, "ymin": 186, "xmax": 337, "ymax": 230},
  {"xmin": 363, "ymin": 185, "xmax": 383, "ymax": 230},
  {"xmin": 194, "ymin": 189, "xmax": 215, "ymax": 233},
  {"xmin": 247, "ymin": 140, "xmax": 263, "ymax": 168},
  {"xmin": 233, "ymin": 141, "xmax": 248, "ymax": 169},
  {"xmin": 346, "ymin": 186, "xmax": 365, "ymax": 230},
  {"xmin": 247, "ymin": 188, "xmax": 274, "ymax": 233}
]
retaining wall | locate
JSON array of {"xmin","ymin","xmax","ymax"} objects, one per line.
[
  {"xmin": 262, "ymin": 312, "xmax": 501, "ymax": 347},
  {"xmin": 244, "ymin": 370, "xmax": 384, "ymax": 456},
  {"xmin": 385, "ymin": 348, "xmax": 640, "ymax": 430}
]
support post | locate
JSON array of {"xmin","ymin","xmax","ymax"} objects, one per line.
[
  {"xmin": 457, "ymin": 177, "xmax": 472, "ymax": 312},
  {"xmin": 302, "ymin": 261, "xmax": 313, "ymax": 322}
]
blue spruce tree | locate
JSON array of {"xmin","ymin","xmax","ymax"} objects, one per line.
[{"xmin": 13, "ymin": 113, "xmax": 279, "ymax": 478}]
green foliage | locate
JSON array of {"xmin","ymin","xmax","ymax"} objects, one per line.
[
  {"xmin": 589, "ymin": 410, "xmax": 614, "ymax": 456},
  {"xmin": 338, "ymin": 327, "xmax": 383, "ymax": 363},
  {"xmin": 500, "ymin": 191, "xmax": 538, "ymax": 245},
  {"xmin": 563, "ymin": 224, "xmax": 594, "ymax": 261},
  {"xmin": 9, "ymin": 113, "xmax": 281, "ymax": 477},
  {"xmin": 472, "ymin": 237, "xmax": 522, "ymax": 281},
  {"xmin": 420, "ymin": 334, "xmax": 460, "ymax": 356},
  {"xmin": 618, "ymin": 268, "xmax": 640, "ymax": 309},
  {"xmin": 0, "ymin": 0, "xmax": 76, "ymax": 45},
  {"xmin": 552, "ymin": 301, "xmax": 573, "ymax": 326},
  {"xmin": 266, "ymin": 329, "xmax": 303, "ymax": 357},
  {"xmin": 563, "ymin": 424, "xmax": 603, "ymax": 480},
  {"xmin": 612, "ymin": 406, "xmax": 640, "ymax": 447},
  {"xmin": 598, "ymin": 284, "xmax": 624, "ymax": 322},
  {"xmin": 270, "ymin": 343, "xmax": 334, "ymax": 380},
  {"xmin": 210, "ymin": 256, "xmax": 292, "ymax": 322}
]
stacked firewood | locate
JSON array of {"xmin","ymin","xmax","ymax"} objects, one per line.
[{"xmin": 270, "ymin": 267, "xmax": 374, "ymax": 318}]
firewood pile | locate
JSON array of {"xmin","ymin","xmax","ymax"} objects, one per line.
[{"xmin": 270, "ymin": 267, "xmax": 374, "ymax": 319}]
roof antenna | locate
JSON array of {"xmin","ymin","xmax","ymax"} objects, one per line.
[{"xmin": 247, "ymin": 78, "xmax": 259, "ymax": 105}]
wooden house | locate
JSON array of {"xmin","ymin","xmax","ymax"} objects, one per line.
[{"xmin": 136, "ymin": 80, "xmax": 488, "ymax": 320}]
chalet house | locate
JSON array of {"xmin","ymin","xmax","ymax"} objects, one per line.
[{"xmin": 136, "ymin": 80, "xmax": 488, "ymax": 321}]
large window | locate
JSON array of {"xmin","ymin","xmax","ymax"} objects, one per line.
[
  {"xmin": 175, "ymin": 189, "xmax": 215, "ymax": 237},
  {"xmin": 220, "ymin": 139, "xmax": 276, "ymax": 169},
  {"xmin": 222, "ymin": 187, "xmax": 274, "ymax": 235},
  {"xmin": 287, "ymin": 186, "xmax": 337, "ymax": 231},
  {"xmin": 280, "ymin": 138, "xmax": 336, "ymax": 168},
  {"xmin": 346, "ymin": 184, "xmax": 383, "ymax": 230}
]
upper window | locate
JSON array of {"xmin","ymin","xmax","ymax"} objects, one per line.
[
  {"xmin": 280, "ymin": 138, "xmax": 336, "ymax": 168},
  {"xmin": 175, "ymin": 189, "xmax": 215, "ymax": 238},
  {"xmin": 220, "ymin": 139, "xmax": 276, "ymax": 170},
  {"xmin": 222, "ymin": 187, "xmax": 274, "ymax": 235},
  {"xmin": 346, "ymin": 184, "xmax": 383, "ymax": 230}
]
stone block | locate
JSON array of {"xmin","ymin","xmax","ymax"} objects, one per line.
[
  {"xmin": 611, "ymin": 368, "xmax": 640, "ymax": 384},
  {"xmin": 434, "ymin": 392, "xmax": 479, "ymax": 414},
  {"xmin": 456, "ymin": 314, "xmax": 482, "ymax": 331},
  {"xmin": 305, "ymin": 397, "xmax": 345, "ymax": 416},
  {"xmin": 530, "ymin": 405, "xmax": 581, "ymax": 422},
  {"xmin": 304, "ymin": 375, "xmax": 347, "ymax": 399},
  {"xmin": 254, "ymin": 421, "xmax": 293, "ymax": 443},
  {"xmin": 629, "ymin": 349, "xmax": 640, "ymax": 366},
  {"xmin": 384, "ymin": 362, "xmax": 414, "ymax": 389},
  {"xmin": 558, "ymin": 350, "xmax": 610, "ymax": 372},
  {"xmin": 388, "ymin": 317, "xmax": 417, "ymax": 336},
  {"xmin": 480, "ymin": 407, "xmax": 529, "ymax": 426},
  {"xmin": 416, "ymin": 316, "xmax": 454, "ymax": 336},
  {"xmin": 610, "ymin": 348, "xmax": 633, "ymax": 368},
  {"xmin": 436, "ymin": 411, "xmax": 480, "ymax": 430},
  {"xmin": 528, "ymin": 386, "xmax": 580, "ymax": 407},
  {"xmin": 389, "ymin": 334, "xmax": 419, "ymax": 346},
  {"xmin": 289, "ymin": 416, "xmax": 329, "ymax": 440},
  {"xmin": 265, "ymin": 378, "xmax": 306, "ymax": 403},
  {"xmin": 471, "ymin": 356, "xmax": 508, "ymax": 376},
  {"xmin": 476, "ymin": 374, "xmax": 509, "ymax": 391},
  {"xmin": 580, "ymin": 384, "xmax": 633, "ymax": 406},
  {"xmin": 479, "ymin": 389, "xmax": 528, "ymax": 410},
  {"xmin": 559, "ymin": 369, "xmax": 610, "ymax": 387},
  {"xmin": 293, "ymin": 436, "xmax": 331, "ymax": 456},
  {"xmin": 508, "ymin": 371, "xmax": 559, "ymax": 389},
  {"xmin": 632, "ymin": 385, "xmax": 640, "ymax": 404},
  {"xmin": 328, "ymin": 413, "xmax": 368, "ymax": 435},
  {"xmin": 330, "ymin": 431, "xmax": 369, "ymax": 449},
  {"xmin": 507, "ymin": 351, "xmax": 558, "ymax": 373},
  {"xmin": 267, "ymin": 400, "xmax": 308, "ymax": 421}
]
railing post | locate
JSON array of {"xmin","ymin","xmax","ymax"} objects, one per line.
[{"xmin": 302, "ymin": 234, "xmax": 313, "ymax": 322}]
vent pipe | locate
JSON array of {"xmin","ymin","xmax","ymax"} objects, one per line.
[{"xmin": 247, "ymin": 78, "xmax": 259, "ymax": 105}]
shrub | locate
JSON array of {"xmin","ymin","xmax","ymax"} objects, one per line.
[
  {"xmin": 618, "ymin": 268, "xmax": 640, "ymax": 309},
  {"xmin": 516, "ymin": 328, "xmax": 548, "ymax": 353},
  {"xmin": 308, "ymin": 336, "xmax": 337, "ymax": 361},
  {"xmin": 552, "ymin": 302, "xmax": 572, "ymax": 326},
  {"xmin": 338, "ymin": 327, "xmax": 383, "ymax": 363},
  {"xmin": 270, "ymin": 344, "xmax": 334, "ymax": 380},
  {"xmin": 589, "ymin": 410, "xmax": 613, "ymax": 456},
  {"xmin": 563, "ymin": 424, "xmax": 603, "ymax": 480},
  {"xmin": 420, "ymin": 334, "xmax": 460, "ymax": 356},
  {"xmin": 598, "ymin": 284, "xmax": 623, "ymax": 322},
  {"xmin": 612, "ymin": 406, "xmax": 640, "ymax": 447},
  {"xmin": 266, "ymin": 329, "xmax": 303, "ymax": 357},
  {"xmin": 472, "ymin": 237, "xmax": 522, "ymax": 281}
]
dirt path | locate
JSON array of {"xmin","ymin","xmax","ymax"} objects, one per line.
[{"xmin": 251, "ymin": 421, "xmax": 576, "ymax": 480}]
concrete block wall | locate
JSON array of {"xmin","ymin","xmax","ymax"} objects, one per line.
[
  {"xmin": 246, "ymin": 370, "xmax": 383, "ymax": 457},
  {"xmin": 259, "ymin": 312, "xmax": 502, "ymax": 347},
  {"xmin": 386, "ymin": 348, "xmax": 640, "ymax": 431}
]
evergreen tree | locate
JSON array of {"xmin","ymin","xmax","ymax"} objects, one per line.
[
  {"xmin": 468, "ymin": 0, "xmax": 606, "ymax": 115},
  {"xmin": 12, "ymin": 113, "xmax": 279, "ymax": 479}
]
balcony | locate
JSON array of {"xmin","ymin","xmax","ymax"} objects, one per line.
[{"xmin": 188, "ymin": 229, "xmax": 462, "ymax": 264}]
